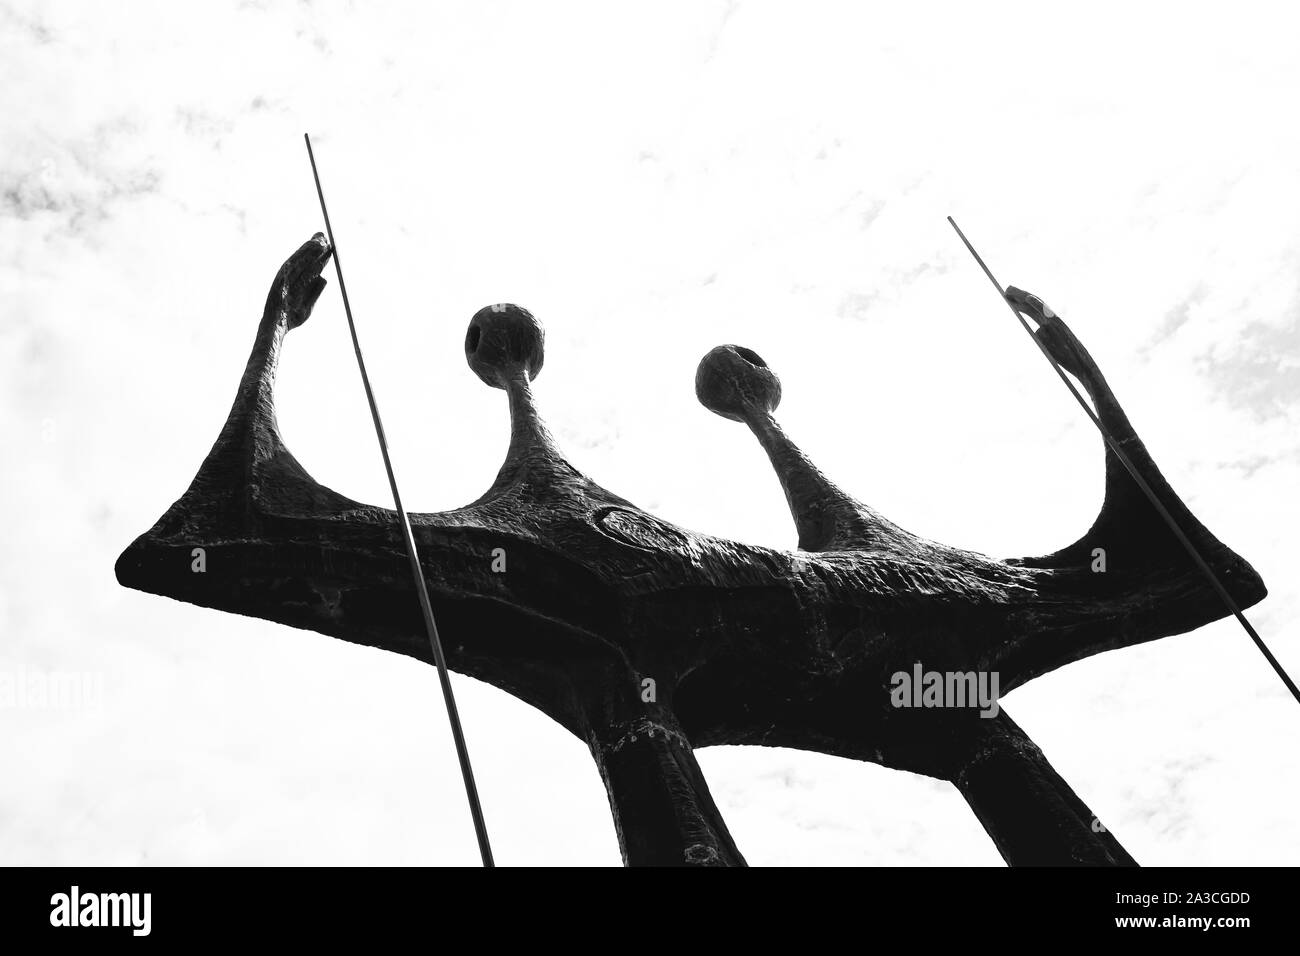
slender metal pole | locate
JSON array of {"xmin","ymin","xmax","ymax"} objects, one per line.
[
  {"xmin": 948, "ymin": 216, "xmax": 1300, "ymax": 707},
  {"xmin": 305, "ymin": 133, "xmax": 495, "ymax": 865}
]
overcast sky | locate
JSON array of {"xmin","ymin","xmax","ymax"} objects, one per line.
[{"xmin": 3, "ymin": 0, "xmax": 1299, "ymax": 865}]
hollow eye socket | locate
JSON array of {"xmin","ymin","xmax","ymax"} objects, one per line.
[
  {"xmin": 466, "ymin": 324, "xmax": 481, "ymax": 353},
  {"xmin": 733, "ymin": 346, "xmax": 766, "ymax": 368}
]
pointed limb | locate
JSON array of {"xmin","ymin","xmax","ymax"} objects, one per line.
[{"xmin": 1006, "ymin": 286, "xmax": 1263, "ymax": 587}]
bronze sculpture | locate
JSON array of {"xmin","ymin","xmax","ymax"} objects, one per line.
[{"xmin": 115, "ymin": 233, "xmax": 1266, "ymax": 866}]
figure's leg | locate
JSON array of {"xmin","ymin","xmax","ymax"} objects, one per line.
[
  {"xmin": 584, "ymin": 693, "xmax": 745, "ymax": 867},
  {"xmin": 950, "ymin": 710, "xmax": 1136, "ymax": 866}
]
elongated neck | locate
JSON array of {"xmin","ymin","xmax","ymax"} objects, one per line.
[
  {"xmin": 474, "ymin": 372, "xmax": 567, "ymax": 500},
  {"xmin": 745, "ymin": 411, "xmax": 884, "ymax": 552},
  {"xmin": 504, "ymin": 373, "xmax": 558, "ymax": 461}
]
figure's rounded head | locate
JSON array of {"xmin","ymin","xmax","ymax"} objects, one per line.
[
  {"xmin": 695, "ymin": 344, "xmax": 781, "ymax": 422},
  {"xmin": 465, "ymin": 304, "xmax": 545, "ymax": 388}
]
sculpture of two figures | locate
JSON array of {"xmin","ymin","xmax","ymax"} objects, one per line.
[{"xmin": 116, "ymin": 233, "xmax": 1266, "ymax": 866}]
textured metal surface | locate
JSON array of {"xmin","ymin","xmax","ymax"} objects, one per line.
[{"xmin": 116, "ymin": 234, "xmax": 1266, "ymax": 866}]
